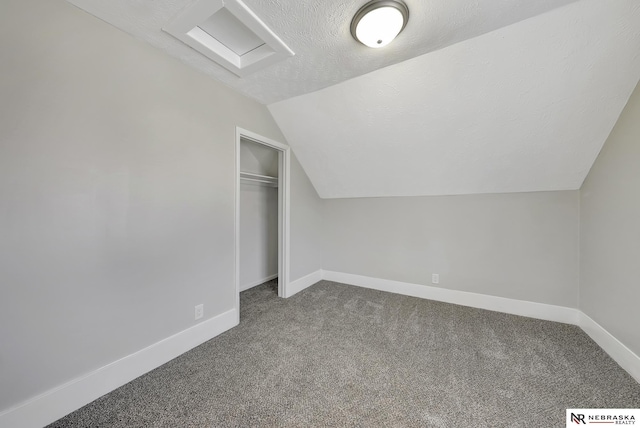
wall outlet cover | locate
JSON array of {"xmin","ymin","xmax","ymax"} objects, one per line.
[{"xmin": 195, "ymin": 304, "xmax": 204, "ymax": 320}]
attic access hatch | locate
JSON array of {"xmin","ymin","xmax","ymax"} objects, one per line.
[{"xmin": 164, "ymin": 0, "xmax": 294, "ymax": 77}]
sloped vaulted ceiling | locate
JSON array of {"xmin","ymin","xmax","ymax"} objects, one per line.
[
  {"xmin": 68, "ymin": 0, "xmax": 640, "ymax": 198},
  {"xmin": 269, "ymin": 0, "xmax": 640, "ymax": 198}
]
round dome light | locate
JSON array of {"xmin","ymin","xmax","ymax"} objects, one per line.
[{"xmin": 351, "ymin": 0, "xmax": 409, "ymax": 48}]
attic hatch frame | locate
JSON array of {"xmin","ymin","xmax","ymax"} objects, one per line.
[
  {"xmin": 235, "ymin": 127, "xmax": 291, "ymax": 318},
  {"xmin": 163, "ymin": 0, "xmax": 294, "ymax": 77}
]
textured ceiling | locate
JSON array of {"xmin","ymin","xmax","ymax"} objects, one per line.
[
  {"xmin": 269, "ymin": 0, "xmax": 640, "ymax": 198},
  {"xmin": 66, "ymin": 0, "xmax": 640, "ymax": 199},
  {"xmin": 66, "ymin": 0, "xmax": 578, "ymax": 105}
]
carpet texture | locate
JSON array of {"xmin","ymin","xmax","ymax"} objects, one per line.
[{"xmin": 48, "ymin": 280, "xmax": 640, "ymax": 427}]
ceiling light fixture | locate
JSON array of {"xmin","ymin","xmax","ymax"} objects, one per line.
[{"xmin": 351, "ymin": 0, "xmax": 409, "ymax": 49}]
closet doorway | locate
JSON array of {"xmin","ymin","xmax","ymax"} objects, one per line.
[{"xmin": 235, "ymin": 127, "xmax": 290, "ymax": 316}]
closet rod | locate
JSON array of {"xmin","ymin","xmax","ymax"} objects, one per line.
[{"xmin": 240, "ymin": 171, "xmax": 278, "ymax": 187}]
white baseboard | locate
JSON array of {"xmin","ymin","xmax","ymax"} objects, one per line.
[
  {"xmin": 286, "ymin": 269, "xmax": 323, "ymax": 298},
  {"xmin": 322, "ymin": 270, "xmax": 579, "ymax": 325},
  {"xmin": 240, "ymin": 274, "xmax": 278, "ymax": 292},
  {"xmin": 322, "ymin": 270, "xmax": 640, "ymax": 384},
  {"xmin": 0, "ymin": 308, "xmax": 238, "ymax": 428},
  {"xmin": 578, "ymin": 312, "xmax": 640, "ymax": 383},
  {"xmin": 4, "ymin": 274, "xmax": 638, "ymax": 428}
]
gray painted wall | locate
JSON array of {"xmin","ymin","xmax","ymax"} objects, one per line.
[
  {"xmin": 322, "ymin": 191, "xmax": 580, "ymax": 307},
  {"xmin": 0, "ymin": 0, "xmax": 321, "ymax": 412},
  {"xmin": 2, "ymin": 0, "xmax": 634, "ymax": 417},
  {"xmin": 240, "ymin": 139, "xmax": 279, "ymax": 177},
  {"xmin": 239, "ymin": 140, "xmax": 278, "ymax": 290},
  {"xmin": 580, "ymin": 81, "xmax": 640, "ymax": 357},
  {"xmin": 239, "ymin": 183, "xmax": 278, "ymax": 290},
  {"xmin": 290, "ymin": 153, "xmax": 323, "ymax": 281}
]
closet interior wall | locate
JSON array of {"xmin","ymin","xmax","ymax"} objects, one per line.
[{"xmin": 239, "ymin": 138, "xmax": 279, "ymax": 291}]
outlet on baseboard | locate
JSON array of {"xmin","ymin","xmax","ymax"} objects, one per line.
[
  {"xmin": 432, "ymin": 274, "xmax": 440, "ymax": 284},
  {"xmin": 195, "ymin": 304, "xmax": 204, "ymax": 320}
]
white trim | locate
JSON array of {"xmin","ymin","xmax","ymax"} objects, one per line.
[
  {"xmin": 5, "ymin": 275, "xmax": 638, "ymax": 428},
  {"xmin": 239, "ymin": 274, "xmax": 278, "ymax": 292},
  {"xmin": 163, "ymin": 0, "xmax": 294, "ymax": 77},
  {"xmin": 322, "ymin": 270, "xmax": 579, "ymax": 325},
  {"xmin": 578, "ymin": 312, "xmax": 640, "ymax": 383},
  {"xmin": 321, "ymin": 270, "xmax": 640, "ymax": 383},
  {"xmin": 235, "ymin": 127, "xmax": 290, "ymax": 306},
  {"xmin": 282, "ymin": 147, "xmax": 291, "ymax": 299},
  {"xmin": 0, "ymin": 308, "xmax": 238, "ymax": 428},
  {"xmin": 235, "ymin": 129, "xmax": 241, "ymax": 325},
  {"xmin": 286, "ymin": 269, "xmax": 323, "ymax": 298}
]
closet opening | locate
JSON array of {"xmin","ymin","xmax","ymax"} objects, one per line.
[{"xmin": 234, "ymin": 127, "xmax": 290, "ymax": 320}]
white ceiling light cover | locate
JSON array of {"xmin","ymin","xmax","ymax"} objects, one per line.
[
  {"xmin": 163, "ymin": 0, "xmax": 294, "ymax": 77},
  {"xmin": 269, "ymin": 0, "xmax": 640, "ymax": 199},
  {"xmin": 66, "ymin": 0, "xmax": 580, "ymax": 104},
  {"xmin": 352, "ymin": 1, "xmax": 408, "ymax": 48}
]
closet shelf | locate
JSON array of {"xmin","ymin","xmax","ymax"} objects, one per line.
[{"xmin": 240, "ymin": 171, "xmax": 278, "ymax": 187}]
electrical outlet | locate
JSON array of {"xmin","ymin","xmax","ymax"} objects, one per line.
[
  {"xmin": 195, "ymin": 304, "xmax": 204, "ymax": 320},
  {"xmin": 432, "ymin": 274, "xmax": 440, "ymax": 284}
]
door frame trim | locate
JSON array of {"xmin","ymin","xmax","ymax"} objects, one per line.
[{"xmin": 235, "ymin": 127, "xmax": 290, "ymax": 320}]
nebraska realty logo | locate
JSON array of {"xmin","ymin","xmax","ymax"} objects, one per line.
[{"xmin": 567, "ymin": 409, "xmax": 639, "ymax": 426}]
